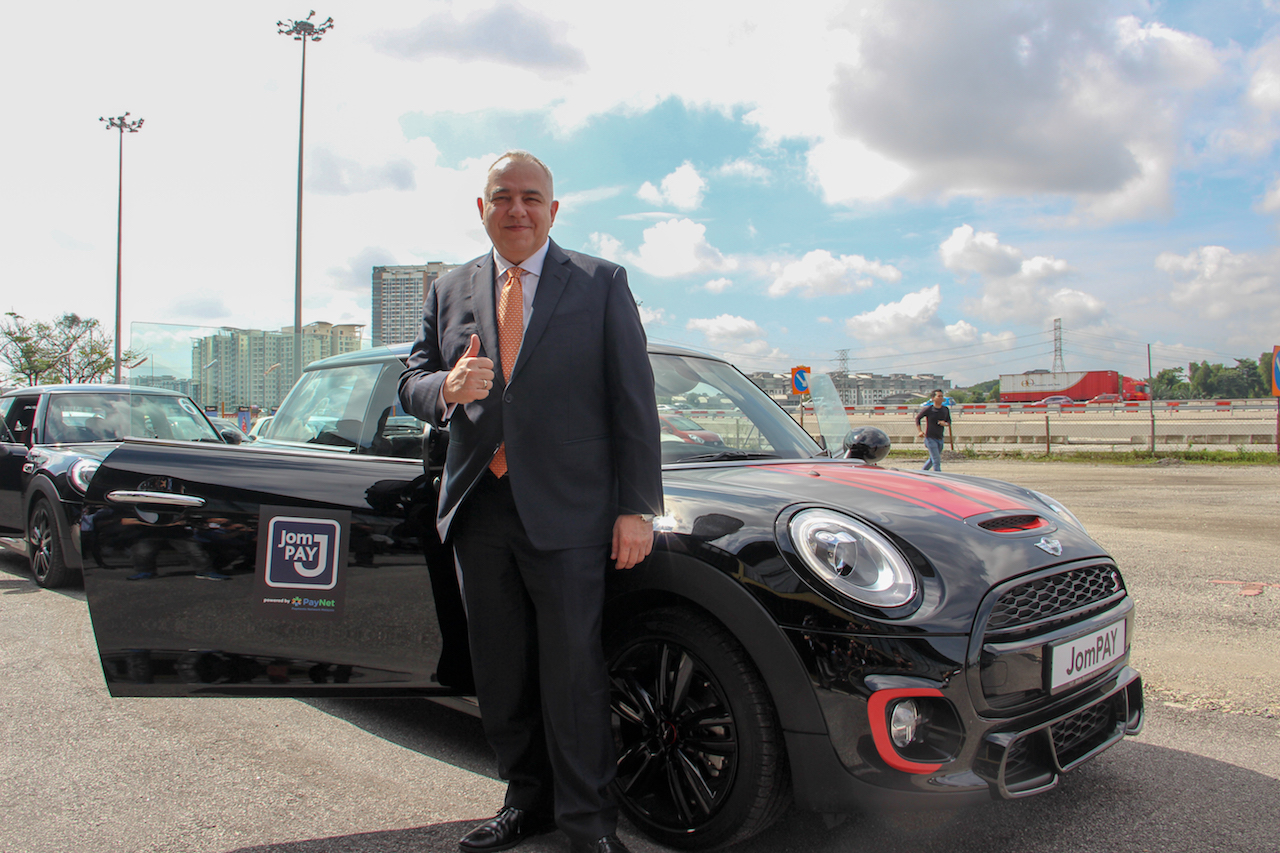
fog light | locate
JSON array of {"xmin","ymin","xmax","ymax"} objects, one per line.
[{"xmin": 890, "ymin": 699, "xmax": 921, "ymax": 748}]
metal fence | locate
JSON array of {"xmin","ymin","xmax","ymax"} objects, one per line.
[{"xmin": 834, "ymin": 400, "xmax": 1280, "ymax": 454}]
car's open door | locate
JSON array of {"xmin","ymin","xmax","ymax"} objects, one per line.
[{"xmin": 80, "ymin": 438, "xmax": 472, "ymax": 698}]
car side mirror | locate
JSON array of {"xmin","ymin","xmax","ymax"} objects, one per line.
[{"xmin": 219, "ymin": 428, "xmax": 244, "ymax": 445}]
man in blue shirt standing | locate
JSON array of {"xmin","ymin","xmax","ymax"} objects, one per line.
[{"xmin": 915, "ymin": 389, "xmax": 952, "ymax": 472}]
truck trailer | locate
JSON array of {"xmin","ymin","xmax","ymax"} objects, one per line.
[{"xmin": 999, "ymin": 370, "xmax": 1150, "ymax": 403}]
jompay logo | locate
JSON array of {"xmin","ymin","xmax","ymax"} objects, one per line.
[{"xmin": 264, "ymin": 516, "xmax": 341, "ymax": 590}]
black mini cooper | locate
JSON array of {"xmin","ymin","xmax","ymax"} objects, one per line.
[
  {"xmin": 77, "ymin": 344, "xmax": 1142, "ymax": 849},
  {"xmin": 0, "ymin": 384, "xmax": 234, "ymax": 587}
]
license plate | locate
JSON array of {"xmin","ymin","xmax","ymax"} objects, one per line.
[{"xmin": 1049, "ymin": 619, "xmax": 1125, "ymax": 692}]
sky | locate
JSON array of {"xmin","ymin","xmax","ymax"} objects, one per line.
[{"xmin": 5, "ymin": 0, "xmax": 1280, "ymax": 386}]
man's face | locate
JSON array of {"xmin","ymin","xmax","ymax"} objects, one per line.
[
  {"xmin": 933, "ymin": 391, "xmax": 945, "ymax": 406},
  {"xmin": 477, "ymin": 160, "xmax": 558, "ymax": 265}
]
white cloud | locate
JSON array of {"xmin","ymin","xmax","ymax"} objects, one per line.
[
  {"xmin": 806, "ymin": 137, "xmax": 912, "ymax": 204},
  {"xmin": 370, "ymin": 4, "xmax": 586, "ymax": 77},
  {"xmin": 686, "ymin": 314, "xmax": 784, "ymax": 366},
  {"xmin": 845, "ymin": 285, "xmax": 942, "ymax": 340},
  {"xmin": 716, "ymin": 158, "xmax": 771, "ymax": 181},
  {"xmin": 588, "ymin": 218, "xmax": 736, "ymax": 278},
  {"xmin": 1156, "ymin": 246, "xmax": 1280, "ymax": 334},
  {"xmin": 823, "ymin": 4, "xmax": 1224, "ymax": 218},
  {"xmin": 941, "ymin": 225, "xmax": 1103, "ymax": 325},
  {"xmin": 704, "ymin": 277, "xmax": 733, "ymax": 293},
  {"xmin": 637, "ymin": 306, "xmax": 670, "ymax": 327},
  {"xmin": 945, "ymin": 320, "xmax": 979, "ymax": 343},
  {"xmin": 767, "ymin": 249, "xmax": 902, "ymax": 297},
  {"xmin": 636, "ymin": 162, "xmax": 708, "ymax": 211}
]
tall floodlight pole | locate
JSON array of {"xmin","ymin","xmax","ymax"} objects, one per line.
[
  {"xmin": 99, "ymin": 112, "xmax": 145, "ymax": 385},
  {"xmin": 277, "ymin": 11, "xmax": 334, "ymax": 381}
]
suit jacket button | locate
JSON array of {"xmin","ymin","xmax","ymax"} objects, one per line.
[{"xmin": 504, "ymin": 392, "xmax": 513, "ymax": 403}]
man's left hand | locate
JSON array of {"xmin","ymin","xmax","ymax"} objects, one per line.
[{"xmin": 611, "ymin": 514, "xmax": 654, "ymax": 570}]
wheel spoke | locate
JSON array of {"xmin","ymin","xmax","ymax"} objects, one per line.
[
  {"xmin": 611, "ymin": 672, "xmax": 656, "ymax": 723},
  {"xmin": 618, "ymin": 747, "xmax": 658, "ymax": 797},
  {"xmin": 674, "ymin": 748, "xmax": 717, "ymax": 816},
  {"xmin": 664, "ymin": 754, "xmax": 698, "ymax": 825},
  {"xmin": 669, "ymin": 650, "xmax": 695, "ymax": 712}
]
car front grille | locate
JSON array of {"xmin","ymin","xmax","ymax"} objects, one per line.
[{"xmin": 988, "ymin": 564, "xmax": 1123, "ymax": 631}]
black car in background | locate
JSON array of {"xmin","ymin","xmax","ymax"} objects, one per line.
[
  {"xmin": 76, "ymin": 345, "xmax": 1143, "ymax": 849},
  {"xmin": 0, "ymin": 384, "xmax": 229, "ymax": 587}
]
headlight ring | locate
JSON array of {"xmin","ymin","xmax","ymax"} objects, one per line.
[{"xmin": 782, "ymin": 507, "xmax": 919, "ymax": 615}]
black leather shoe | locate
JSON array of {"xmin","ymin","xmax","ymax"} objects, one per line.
[
  {"xmin": 458, "ymin": 807, "xmax": 555, "ymax": 852},
  {"xmin": 568, "ymin": 834, "xmax": 630, "ymax": 853}
]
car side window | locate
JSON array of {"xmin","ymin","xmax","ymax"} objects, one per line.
[
  {"xmin": 2, "ymin": 396, "xmax": 39, "ymax": 447},
  {"xmin": 364, "ymin": 362, "xmax": 427, "ymax": 460}
]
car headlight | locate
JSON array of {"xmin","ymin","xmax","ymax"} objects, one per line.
[
  {"xmin": 787, "ymin": 508, "xmax": 917, "ymax": 612},
  {"xmin": 69, "ymin": 458, "xmax": 100, "ymax": 494},
  {"xmin": 1029, "ymin": 489, "xmax": 1087, "ymax": 533}
]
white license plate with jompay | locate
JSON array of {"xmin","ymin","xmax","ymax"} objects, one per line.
[{"xmin": 1049, "ymin": 619, "xmax": 1126, "ymax": 692}]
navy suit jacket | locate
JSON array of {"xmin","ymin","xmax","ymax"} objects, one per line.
[{"xmin": 398, "ymin": 240, "xmax": 663, "ymax": 551}]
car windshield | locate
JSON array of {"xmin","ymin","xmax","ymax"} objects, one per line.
[
  {"xmin": 651, "ymin": 353, "xmax": 821, "ymax": 463},
  {"xmin": 264, "ymin": 350, "xmax": 822, "ymax": 463},
  {"xmin": 268, "ymin": 360, "xmax": 418, "ymax": 453},
  {"xmin": 43, "ymin": 392, "xmax": 220, "ymax": 443}
]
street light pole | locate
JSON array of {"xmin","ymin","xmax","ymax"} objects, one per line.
[
  {"xmin": 99, "ymin": 112, "xmax": 144, "ymax": 385},
  {"xmin": 277, "ymin": 11, "xmax": 334, "ymax": 382}
]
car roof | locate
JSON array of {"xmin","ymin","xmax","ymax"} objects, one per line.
[
  {"xmin": 1, "ymin": 383, "xmax": 188, "ymax": 398},
  {"xmin": 302, "ymin": 340, "xmax": 725, "ymax": 372}
]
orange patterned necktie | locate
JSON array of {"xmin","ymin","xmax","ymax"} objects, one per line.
[{"xmin": 489, "ymin": 266, "xmax": 524, "ymax": 477}]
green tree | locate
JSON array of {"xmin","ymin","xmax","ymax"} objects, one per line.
[
  {"xmin": 1258, "ymin": 350, "xmax": 1274, "ymax": 396},
  {"xmin": 1151, "ymin": 366, "xmax": 1190, "ymax": 400},
  {"xmin": 0, "ymin": 312, "xmax": 57, "ymax": 384},
  {"xmin": 0, "ymin": 311, "xmax": 134, "ymax": 386}
]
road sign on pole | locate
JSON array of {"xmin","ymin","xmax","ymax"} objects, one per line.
[{"xmin": 791, "ymin": 366, "xmax": 810, "ymax": 396}]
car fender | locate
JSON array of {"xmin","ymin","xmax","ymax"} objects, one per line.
[
  {"xmin": 608, "ymin": 549, "xmax": 827, "ymax": 736},
  {"xmin": 24, "ymin": 474, "xmax": 83, "ymax": 570}
]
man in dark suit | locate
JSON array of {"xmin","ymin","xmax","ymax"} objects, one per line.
[{"xmin": 399, "ymin": 151, "xmax": 662, "ymax": 853}]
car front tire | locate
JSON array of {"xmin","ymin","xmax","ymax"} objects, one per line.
[
  {"xmin": 29, "ymin": 498, "xmax": 75, "ymax": 589},
  {"xmin": 606, "ymin": 606, "xmax": 790, "ymax": 850}
]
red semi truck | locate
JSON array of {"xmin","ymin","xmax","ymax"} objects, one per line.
[{"xmin": 999, "ymin": 370, "xmax": 1150, "ymax": 403}]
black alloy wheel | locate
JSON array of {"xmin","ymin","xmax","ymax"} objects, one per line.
[
  {"xmin": 606, "ymin": 607, "xmax": 790, "ymax": 850},
  {"xmin": 28, "ymin": 498, "xmax": 74, "ymax": 589}
]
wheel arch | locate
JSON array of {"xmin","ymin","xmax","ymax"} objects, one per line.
[
  {"xmin": 25, "ymin": 475, "xmax": 83, "ymax": 570},
  {"xmin": 606, "ymin": 550, "xmax": 826, "ymax": 736}
]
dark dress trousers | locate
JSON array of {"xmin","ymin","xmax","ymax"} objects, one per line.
[{"xmin": 398, "ymin": 240, "xmax": 662, "ymax": 840}]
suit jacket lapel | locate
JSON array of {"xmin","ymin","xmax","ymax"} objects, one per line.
[
  {"xmin": 509, "ymin": 240, "xmax": 569, "ymax": 385},
  {"xmin": 471, "ymin": 254, "xmax": 500, "ymax": 373}
]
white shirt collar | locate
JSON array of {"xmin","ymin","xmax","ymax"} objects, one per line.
[{"xmin": 493, "ymin": 239, "xmax": 550, "ymax": 279}]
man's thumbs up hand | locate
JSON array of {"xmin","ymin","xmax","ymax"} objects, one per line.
[{"xmin": 443, "ymin": 333, "xmax": 496, "ymax": 404}]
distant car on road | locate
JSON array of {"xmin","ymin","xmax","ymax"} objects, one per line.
[
  {"xmin": 1089, "ymin": 393, "xmax": 1121, "ymax": 404},
  {"xmin": 658, "ymin": 413, "xmax": 724, "ymax": 446},
  {"xmin": 247, "ymin": 415, "xmax": 273, "ymax": 439},
  {"xmin": 1034, "ymin": 395, "xmax": 1075, "ymax": 407},
  {"xmin": 0, "ymin": 385, "xmax": 227, "ymax": 587}
]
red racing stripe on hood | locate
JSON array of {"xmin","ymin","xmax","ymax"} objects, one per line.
[{"xmin": 756, "ymin": 464, "xmax": 1037, "ymax": 520}]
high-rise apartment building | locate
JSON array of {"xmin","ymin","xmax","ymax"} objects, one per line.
[
  {"xmin": 371, "ymin": 263, "xmax": 459, "ymax": 346},
  {"xmin": 190, "ymin": 322, "xmax": 363, "ymax": 411}
]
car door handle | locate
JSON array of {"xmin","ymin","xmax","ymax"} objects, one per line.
[{"xmin": 106, "ymin": 490, "xmax": 207, "ymax": 508}]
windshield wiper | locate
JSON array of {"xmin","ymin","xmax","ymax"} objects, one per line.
[{"xmin": 672, "ymin": 450, "xmax": 780, "ymax": 463}]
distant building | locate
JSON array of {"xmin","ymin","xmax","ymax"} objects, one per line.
[
  {"xmin": 190, "ymin": 322, "xmax": 363, "ymax": 411},
  {"xmin": 372, "ymin": 263, "xmax": 460, "ymax": 347},
  {"xmin": 748, "ymin": 370, "xmax": 950, "ymax": 406}
]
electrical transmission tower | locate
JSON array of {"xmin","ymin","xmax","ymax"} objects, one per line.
[
  {"xmin": 835, "ymin": 348, "xmax": 849, "ymax": 374},
  {"xmin": 1051, "ymin": 318, "xmax": 1066, "ymax": 373}
]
